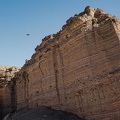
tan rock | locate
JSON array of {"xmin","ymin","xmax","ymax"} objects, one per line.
[{"xmin": 1, "ymin": 6, "xmax": 120, "ymax": 120}]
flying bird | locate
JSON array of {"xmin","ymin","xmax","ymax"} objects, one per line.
[{"xmin": 26, "ymin": 34, "xmax": 30, "ymax": 36}]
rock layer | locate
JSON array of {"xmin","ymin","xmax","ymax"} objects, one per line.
[
  {"xmin": 1, "ymin": 6, "xmax": 120, "ymax": 120},
  {"xmin": 14, "ymin": 6, "xmax": 120, "ymax": 120},
  {"xmin": 0, "ymin": 66, "xmax": 20, "ymax": 119}
]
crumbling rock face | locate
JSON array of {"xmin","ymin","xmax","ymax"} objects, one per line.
[
  {"xmin": 0, "ymin": 66, "xmax": 20, "ymax": 85},
  {"xmin": 14, "ymin": 6, "xmax": 120, "ymax": 120},
  {"xmin": 0, "ymin": 66, "xmax": 20, "ymax": 119}
]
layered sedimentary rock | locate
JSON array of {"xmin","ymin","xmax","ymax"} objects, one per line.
[
  {"xmin": 0, "ymin": 66, "xmax": 20, "ymax": 119},
  {"xmin": 15, "ymin": 6, "xmax": 120, "ymax": 120}
]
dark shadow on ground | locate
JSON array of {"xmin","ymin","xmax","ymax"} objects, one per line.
[{"xmin": 3, "ymin": 106, "xmax": 85, "ymax": 120}]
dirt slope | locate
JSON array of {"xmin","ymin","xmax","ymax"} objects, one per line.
[{"xmin": 3, "ymin": 106, "xmax": 84, "ymax": 120}]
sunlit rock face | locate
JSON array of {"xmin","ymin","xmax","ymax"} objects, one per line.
[
  {"xmin": 15, "ymin": 6, "xmax": 120, "ymax": 120},
  {"xmin": 0, "ymin": 66, "xmax": 20, "ymax": 84},
  {"xmin": 1, "ymin": 6, "xmax": 120, "ymax": 120},
  {"xmin": 0, "ymin": 66, "xmax": 20, "ymax": 119}
]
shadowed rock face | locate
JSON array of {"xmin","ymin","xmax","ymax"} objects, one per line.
[
  {"xmin": 1, "ymin": 6, "xmax": 120, "ymax": 120},
  {"xmin": 0, "ymin": 66, "xmax": 20, "ymax": 119}
]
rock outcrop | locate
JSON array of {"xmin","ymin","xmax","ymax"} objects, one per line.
[
  {"xmin": 0, "ymin": 66, "xmax": 20, "ymax": 85},
  {"xmin": 0, "ymin": 66, "xmax": 20, "ymax": 119},
  {"xmin": 1, "ymin": 6, "xmax": 120, "ymax": 120},
  {"xmin": 14, "ymin": 6, "xmax": 120, "ymax": 120}
]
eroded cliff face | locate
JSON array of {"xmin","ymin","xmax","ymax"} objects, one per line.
[
  {"xmin": 15, "ymin": 6, "xmax": 120, "ymax": 120},
  {"xmin": 0, "ymin": 66, "xmax": 20, "ymax": 119}
]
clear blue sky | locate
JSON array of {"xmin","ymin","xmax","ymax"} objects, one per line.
[{"xmin": 0, "ymin": 0, "xmax": 120, "ymax": 67}]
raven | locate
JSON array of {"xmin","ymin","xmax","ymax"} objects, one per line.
[{"xmin": 26, "ymin": 34, "xmax": 30, "ymax": 36}]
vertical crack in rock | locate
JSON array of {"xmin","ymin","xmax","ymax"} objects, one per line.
[
  {"xmin": 38, "ymin": 62, "xmax": 44, "ymax": 96},
  {"xmin": 57, "ymin": 47, "xmax": 68, "ymax": 107},
  {"xmin": 39, "ymin": 62, "xmax": 44, "ymax": 76},
  {"xmin": 3, "ymin": 6, "xmax": 120, "ymax": 120},
  {"xmin": 22, "ymin": 71, "xmax": 29, "ymax": 108},
  {"xmin": 52, "ymin": 46, "xmax": 61, "ymax": 108},
  {"xmin": 10, "ymin": 79, "xmax": 16, "ymax": 113}
]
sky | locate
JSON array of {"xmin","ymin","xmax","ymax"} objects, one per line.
[{"xmin": 0, "ymin": 0, "xmax": 120, "ymax": 67}]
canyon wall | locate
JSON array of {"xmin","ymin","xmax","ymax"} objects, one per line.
[
  {"xmin": 0, "ymin": 66, "xmax": 20, "ymax": 119},
  {"xmin": 14, "ymin": 6, "xmax": 120, "ymax": 120}
]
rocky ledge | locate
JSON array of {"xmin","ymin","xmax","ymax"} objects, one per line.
[{"xmin": 0, "ymin": 66, "xmax": 21, "ymax": 87}]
